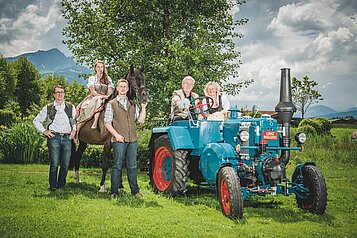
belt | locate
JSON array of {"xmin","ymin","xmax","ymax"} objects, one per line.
[{"xmin": 52, "ymin": 131, "xmax": 71, "ymax": 136}]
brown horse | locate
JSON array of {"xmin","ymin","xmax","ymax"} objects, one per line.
[{"xmin": 70, "ymin": 65, "xmax": 148, "ymax": 192}]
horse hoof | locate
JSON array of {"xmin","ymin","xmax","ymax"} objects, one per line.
[{"xmin": 99, "ymin": 185, "xmax": 107, "ymax": 193}]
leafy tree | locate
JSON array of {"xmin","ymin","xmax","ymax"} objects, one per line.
[
  {"xmin": 12, "ymin": 57, "xmax": 40, "ymax": 120},
  {"xmin": 38, "ymin": 74, "xmax": 67, "ymax": 106},
  {"xmin": 65, "ymin": 81, "xmax": 87, "ymax": 105},
  {"xmin": 62, "ymin": 0, "xmax": 253, "ymax": 119},
  {"xmin": 0, "ymin": 55, "xmax": 16, "ymax": 109},
  {"xmin": 38, "ymin": 74, "xmax": 87, "ymax": 106},
  {"xmin": 292, "ymin": 76, "xmax": 323, "ymax": 119}
]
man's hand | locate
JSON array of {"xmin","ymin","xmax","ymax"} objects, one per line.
[
  {"xmin": 141, "ymin": 102, "xmax": 148, "ymax": 108},
  {"xmin": 178, "ymin": 98, "xmax": 190, "ymax": 110},
  {"xmin": 69, "ymin": 131, "xmax": 76, "ymax": 140},
  {"xmin": 114, "ymin": 134, "xmax": 124, "ymax": 142},
  {"xmin": 43, "ymin": 130, "xmax": 54, "ymax": 138}
]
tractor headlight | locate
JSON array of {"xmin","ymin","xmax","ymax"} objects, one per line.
[
  {"xmin": 295, "ymin": 132, "xmax": 306, "ymax": 144},
  {"xmin": 239, "ymin": 130, "xmax": 250, "ymax": 142}
]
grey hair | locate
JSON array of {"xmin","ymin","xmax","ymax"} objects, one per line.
[
  {"xmin": 204, "ymin": 81, "xmax": 220, "ymax": 96},
  {"xmin": 182, "ymin": 76, "xmax": 195, "ymax": 87}
]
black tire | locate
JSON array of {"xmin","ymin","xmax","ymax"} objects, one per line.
[
  {"xmin": 188, "ymin": 155, "xmax": 205, "ymax": 184},
  {"xmin": 292, "ymin": 164, "xmax": 327, "ymax": 215},
  {"xmin": 150, "ymin": 134, "xmax": 189, "ymax": 196},
  {"xmin": 217, "ymin": 167, "xmax": 243, "ymax": 219}
]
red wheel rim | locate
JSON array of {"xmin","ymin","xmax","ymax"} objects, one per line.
[
  {"xmin": 302, "ymin": 200, "xmax": 313, "ymax": 209},
  {"xmin": 220, "ymin": 178, "xmax": 230, "ymax": 216},
  {"xmin": 153, "ymin": 146, "xmax": 172, "ymax": 191}
]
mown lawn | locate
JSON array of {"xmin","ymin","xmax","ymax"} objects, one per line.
[
  {"xmin": 0, "ymin": 162, "xmax": 356, "ymax": 238},
  {"xmin": 1, "ymin": 128, "xmax": 356, "ymax": 237}
]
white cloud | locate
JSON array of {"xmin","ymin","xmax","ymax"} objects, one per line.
[
  {"xmin": 233, "ymin": 0, "xmax": 357, "ymax": 110},
  {"xmin": 0, "ymin": 3, "xmax": 62, "ymax": 57},
  {"xmin": 268, "ymin": 1, "xmax": 336, "ymax": 36}
]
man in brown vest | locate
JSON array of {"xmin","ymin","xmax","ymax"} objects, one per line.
[{"xmin": 104, "ymin": 79, "xmax": 147, "ymax": 198}]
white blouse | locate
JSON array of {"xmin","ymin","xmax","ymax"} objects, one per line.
[{"xmin": 87, "ymin": 75, "xmax": 114, "ymax": 89}]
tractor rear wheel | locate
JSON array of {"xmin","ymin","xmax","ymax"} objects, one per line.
[
  {"xmin": 218, "ymin": 167, "xmax": 243, "ymax": 219},
  {"xmin": 292, "ymin": 164, "xmax": 327, "ymax": 215},
  {"xmin": 150, "ymin": 135, "xmax": 189, "ymax": 196}
]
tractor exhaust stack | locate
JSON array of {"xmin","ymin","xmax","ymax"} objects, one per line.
[{"xmin": 275, "ymin": 68, "xmax": 296, "ymax": 165}]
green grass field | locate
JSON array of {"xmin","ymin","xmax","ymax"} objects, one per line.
[{"xmin": 1, "ymin": 128, "xmax": 356, "ymax": 237}]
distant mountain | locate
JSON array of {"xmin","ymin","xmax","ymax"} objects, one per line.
[
  {"xmin": 321, "ymin": 110, "xmax": 357, "ymax": 119},
  {"xmin": 305, "ymin": 105, "xmax": 337, "ymax": 118},
  {"xmin": 5, "ymin": 48, "xmax": 91, "ymax": 84},
  {"xmin": 346, "ymin": 107, "xmax": 357, "ymax": 112},
  {"xmin": 293, "ymin": 105, "xmax": 356, "ymax": 119},
  {"xmin": 294, "ymin": 105, "xmax": 357, "ymax": 119}
]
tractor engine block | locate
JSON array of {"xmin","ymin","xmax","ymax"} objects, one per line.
[{"xmin": 262, "ymin": 157, "xmax": 285, "ymax": 185}]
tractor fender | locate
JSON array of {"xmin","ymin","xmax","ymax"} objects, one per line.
[
  {"xmin": 149, "ymin": 126, "xmax": 195, "ymax": 152},
  {"xmin": 292, "ymin": 162, "xmax": 317, "ymax": 176},
  {"xmin": 199, "ymin": 143, "xmax": 237, "ymax": 184}
]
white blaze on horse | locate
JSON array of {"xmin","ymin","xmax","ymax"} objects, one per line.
[{"xmin": 69, "ymin": 65, "xmax": 148, "ymax": 192}]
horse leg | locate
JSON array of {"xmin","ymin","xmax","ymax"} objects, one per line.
[
  {"xmin": 69, "ymin": 140, "xmax": 77, "ymax": 170},
  {"xmin": 74, "ymin": 140, "xmax": 87, "ymax": 183},
  {"xmin": 99, "ymin": 141, "xmax": 111, "ymax": 193}
]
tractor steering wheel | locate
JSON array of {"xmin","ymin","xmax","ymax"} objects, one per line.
[{"xmin": 189, "ymin": 96, "xmax": 214, "ymax": 118}]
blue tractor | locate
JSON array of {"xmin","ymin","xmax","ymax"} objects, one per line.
[{"xmin": 148, "ymin": 68, "xmax": 327, "ymax": 219}]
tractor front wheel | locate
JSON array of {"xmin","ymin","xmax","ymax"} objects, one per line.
[
  {"xmin": 292, "ymin": 164, "xmax": 327, "ymax": 215},
  {"xmin": 218, "ymin": 167, "xmax": 243, "ymax": 219},
  {"xmin": 150, "ymin": 135, "xmax": 189, "ymax": 196}
]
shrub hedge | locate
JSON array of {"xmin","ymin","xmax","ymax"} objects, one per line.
[
  {"xmin": 0, "ymin": 122, "xmax": 43, "ymax": 164},
  {"xmin": 298, "ymin": 117, "xmax": 332, "ymax": 136},
  {"xmin": 0, "ymin": 122, "xmax": 152, "ymax": 171}
]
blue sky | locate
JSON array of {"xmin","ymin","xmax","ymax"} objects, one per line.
[{"xmin": 0, "ymin": 0, "xmax": 356, "ymax": 111}]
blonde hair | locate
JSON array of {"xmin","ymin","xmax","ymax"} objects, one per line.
[
  {"xmin": 204, "ymin": 81, "xmax": 220, "ymax": 96},
  {"xmin": 182, "ymin": 76, "xmax": 195, "ymax": 87},
  {"xmin": 117, "ymin": 78, "xmax": 129, "ymax": 86}
]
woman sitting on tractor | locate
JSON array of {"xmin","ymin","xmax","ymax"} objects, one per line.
[{"xmin": 202, "ymin": 81, "xmax": 230, "ymax": 120}]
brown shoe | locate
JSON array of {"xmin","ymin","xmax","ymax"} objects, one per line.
[
  {"xmin": 134, "ymin": 192, "xmax": 143, "ymax": 198},
  {"xmin": 111, "ymin": 193, "xmax": 118, "ymax": 200}
]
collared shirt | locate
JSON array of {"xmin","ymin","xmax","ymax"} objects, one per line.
[
  {"xmin": 104, "ymin": 96, "xmax": 140, "ymax": 123},
  {"xmin": 33, "ymin": 101, "xmax": 77, "ymax": 134}
]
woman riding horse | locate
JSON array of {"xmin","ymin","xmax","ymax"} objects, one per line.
[
  {"xmin": 70, "ymin": 65, "xmax": 148, "ymax": 192},
  {"xmin": 75, "ymin": 60, "xmax": 114, "ymax": 143}
]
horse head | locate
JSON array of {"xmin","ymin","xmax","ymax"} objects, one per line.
[{"xmin": 126, "ymin": 64, "xmax": 148, "ymax": 103}]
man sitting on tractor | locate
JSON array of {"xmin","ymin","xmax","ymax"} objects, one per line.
[{"xmin": 170, "ymin": 76, "xmax": 199, "ymax": 121}]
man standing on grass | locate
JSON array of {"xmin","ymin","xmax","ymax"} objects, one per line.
[
  {"xmin": 104, "ymin": 79, "xmax": 147, "ymax": 199},
  {"xmin": 33, "ymin": 85, "xmax": 76, "ymax": 191}
]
